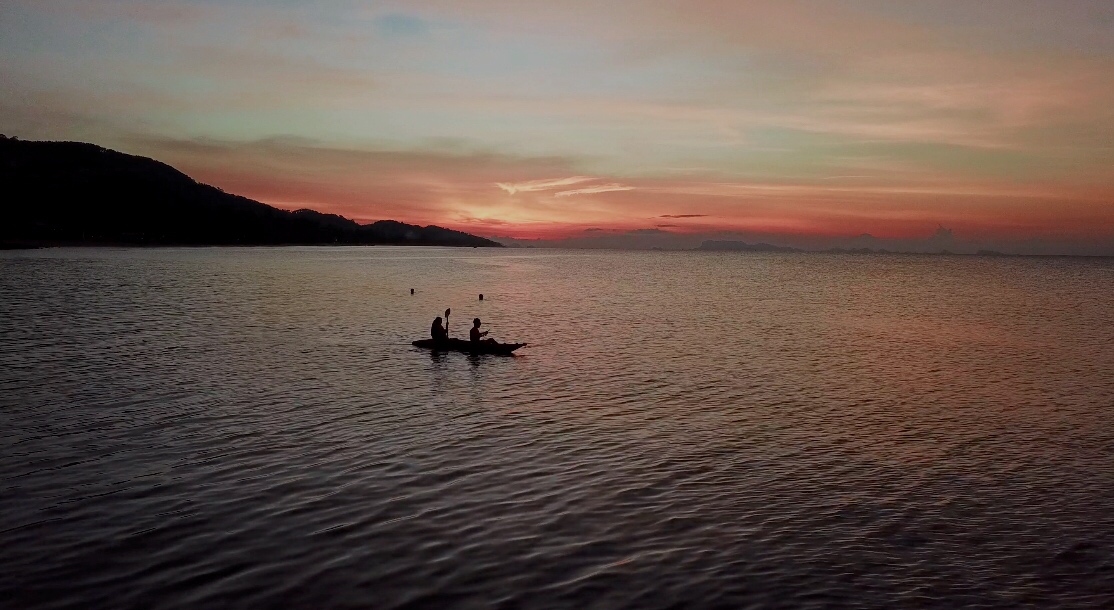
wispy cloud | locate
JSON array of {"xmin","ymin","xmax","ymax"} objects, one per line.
[
  {"xmin": 660, "ymin": 214, "xmax": 707, "ymax": 218},
  {"xmin": 495, "ymin": 176, "xmax": 634, "ymax": 197},
  {"xmin": 495, "ymin": 176, "xmax": 594, "ymax": 195},
  {"xmin": 554, "ymin": 183, "xmax": 635, "ymax": 197}
]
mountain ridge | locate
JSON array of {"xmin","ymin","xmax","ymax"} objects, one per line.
[{"xmin": 0, "ymin": 136, "xmax": 501, "ymax": 248}]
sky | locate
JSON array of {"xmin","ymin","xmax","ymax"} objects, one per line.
[{"xmin": 2, "ymin": 0, "xmax": 1113, "ymax": 252}]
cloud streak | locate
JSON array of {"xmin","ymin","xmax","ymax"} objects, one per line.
[
  {"xmin": 496, "ymin": 177, "xmax": 634, "ymax": 197},
  {"xmin": 554, "ymin": 183, "xmax": 635, "ymax": 197},
  {"xmin": 496, "ymin": 176, "xmax": 594, "ymax": 195}
]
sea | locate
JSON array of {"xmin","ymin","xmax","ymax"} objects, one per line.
[{"xmin": 2, "ymin": 246, "xmax": 1113, "ymax": 609}]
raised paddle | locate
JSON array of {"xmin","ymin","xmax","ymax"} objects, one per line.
[{"xmin": 444, "ymin": 308, "xmax": 451, "ymax": 335}]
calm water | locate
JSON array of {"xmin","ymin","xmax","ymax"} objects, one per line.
[{"xmin": 2, "ymin": 247, "xmax": 1113, "ymax": 609}]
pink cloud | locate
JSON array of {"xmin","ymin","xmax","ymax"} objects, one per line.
[
  {"xmin": 495, "ymin": 176, "xmax": 594, "ymax": 194},
  {"xmin": 554, "ymin": 183, "xmax": 634, "ymax": 197}
]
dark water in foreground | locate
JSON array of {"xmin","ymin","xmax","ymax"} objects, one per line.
[{"xmin": 2, "ymin": 247, "xmax": 1113, "ymax": 609}]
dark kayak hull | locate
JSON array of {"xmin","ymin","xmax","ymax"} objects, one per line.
[{"xmin": 412, "ymin": 338, "xmax": 526, "ymax": 355}]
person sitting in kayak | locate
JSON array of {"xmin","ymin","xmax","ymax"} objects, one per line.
[
  {"xmin": 470, "ymin": 318, "xmax": 497, "ymax": 344},
  {"xmin": 431, "ymin": 316, "xmax": 449, "ymax": 342}
]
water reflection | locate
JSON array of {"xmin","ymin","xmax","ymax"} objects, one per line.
[{"xmin": 1, "ymin": 247, "xmax": 1113, "ymax": 609}]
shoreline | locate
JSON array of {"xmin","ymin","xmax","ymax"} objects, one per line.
[{"xmin": 4, "ymin": 242, "xmax": 1112, "ymax": 258}]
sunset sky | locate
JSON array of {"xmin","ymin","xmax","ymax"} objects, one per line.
[{"xmin": 2, "ymin": 0, "xmax": 1113, "ymax": 248}]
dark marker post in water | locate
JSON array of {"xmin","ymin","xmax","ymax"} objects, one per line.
[
  {"xmin": 410, "ymin": 288, "xmax": 414, "ymax": 294},
  {"xmin": 479, "ymin": 293, "xmax": 484, "ymax": 300}
]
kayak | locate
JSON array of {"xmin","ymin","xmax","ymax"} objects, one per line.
[{"xmin": 412, "ymin": 338, "xmax": 526, "ymax": 356}]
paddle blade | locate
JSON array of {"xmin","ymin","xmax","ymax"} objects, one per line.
[{"xmin": 445, "ymin": 308, "xmax": 451, "ymax": 317}]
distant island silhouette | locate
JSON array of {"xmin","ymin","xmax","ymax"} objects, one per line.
[
  {"xmin": 696, "ymin": 240, "xmax": 1017, "ymax": 256},
  {"xmin": 0, "ymin": 136, "xmax": 501, "ymax": 248},
  {"xmin": 696, "ymin": 240, "xmax": 802, "ymax": 253}
]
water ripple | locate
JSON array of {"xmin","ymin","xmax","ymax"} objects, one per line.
[{"xmin": 1, "ymin": 247, "xmax": 1113, "ymax": 609}]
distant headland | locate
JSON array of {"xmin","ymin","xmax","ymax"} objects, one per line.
[{"xmin": 0, "ymin": 136, "xmax": 501, "ymax": 249}]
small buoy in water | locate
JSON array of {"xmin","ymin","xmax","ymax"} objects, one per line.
[
  {"xmin": 410, "ymin": 288, "xmax": 415, "ymax": 294},
  {"xmin": 479, "ymin": 294, "xmax": 484, "ymax": 300}
]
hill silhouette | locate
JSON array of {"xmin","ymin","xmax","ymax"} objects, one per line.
[{"xmin": 0, "ymin": 136, "xmax": 501, "ymax": 248}]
